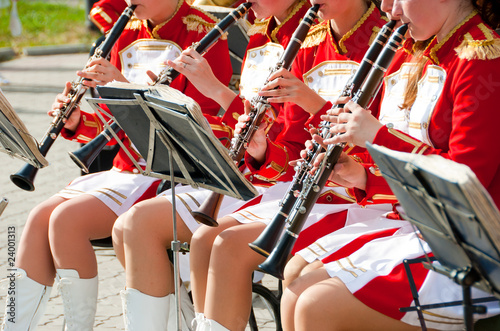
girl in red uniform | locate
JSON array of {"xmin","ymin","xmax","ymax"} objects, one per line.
[
  {"xmin": 282, "ymin": 0, "xmax": 500, "ymax": 330},
  {"xmin": 111, "ymin": 0, "xmax": 314, "ymax": 329},
  {"xmin": 1, "ymin": 0, "xmax": 231, "ymax": 330},
  {"xmin": 187, "ymin": 1, "xmax": 390, "ymax": 330}
]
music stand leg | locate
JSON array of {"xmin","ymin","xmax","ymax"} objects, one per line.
[
  {"xmin": 402, "ymin": 258, "xmax": 428, "ymax": 331},
  {"xmin": 463, "ymin": 284, "xmax": 474, "ymax": 331},
  {"xmin": 169, "ymin": 152, "xmax": 183, "ymax": 331}
]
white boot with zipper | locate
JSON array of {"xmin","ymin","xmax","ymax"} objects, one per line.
[
  {"xmin": 1, "ymin": 268, "xmax": 52, "ymax": 330},
  {"xmin": 121, "ymin": 284, "xmax": 194, "ymax": 330},
  {"xmin": 56, "ymin": 269, "xmax": 98, "ymax": 331}
]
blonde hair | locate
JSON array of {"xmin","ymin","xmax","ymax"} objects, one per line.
[{"xmin": 400, "ymin": 39, "xmax": 432, "ymax": 111}]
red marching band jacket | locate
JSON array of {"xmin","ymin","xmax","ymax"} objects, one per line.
[
  {"xmin": 250, "ymin": 3, "xmax": 389, "ymax": 194},
  {"xmin": 352, "ymin": 13, "xmax": 500, "ymax": 210},
  {"xmin": 222, "ymin": 0, "xmax": 313, "ymax": 187},
  {"xmin": 61, "ymin": 0, "xmax": 233, "ymax": 173}
]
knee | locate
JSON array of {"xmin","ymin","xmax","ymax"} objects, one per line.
[
  {"xmin": 294, "ymin": 281, "xmax": 351, "ymax": 331},
  {"xmin": 212, "ymin": 228, "xmax": 241, "ymax": 254},
  {"xmin": 48, "ymin": 202, "xmax": 83, "ymax": 238},
  {"xmin": 121, "ymin": 202, "xmax": 156, "ymax": 234},
  {"xmin": 191, "ymin": 226, "xmax": 220, "ymax": 253},
  {"xmin": 24, "ymin": 202, "xmax": 53, "ymax": 235},
  {"xmin": 119, "ymin": 201, "xmax": 170, "ymax": 247}
]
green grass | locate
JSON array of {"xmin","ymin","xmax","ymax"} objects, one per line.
[{"xmin": 0, "ymin": 0, "xmax": 100, "ymax": 53}]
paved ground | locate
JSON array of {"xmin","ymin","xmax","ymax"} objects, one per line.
[{"xmin": 0, "ymin": 53, "xmax": 280, "ymax": 330}]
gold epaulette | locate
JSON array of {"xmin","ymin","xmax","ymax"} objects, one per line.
[
  {"xmin": 247, "ymin": 19, "xmax": 268, "ymax": 37},
  {"xmin": 455, "ymin": 23, "xmax": 500, "ymax": 60},
  {"xmin": 125, "ymin": 17, "xmax": 143, "ymax": 31},
  {"xmin": 301, "ymin": 22, "xmax": 327, "ymax": 48},
  {"xmin": 193, "ymin": 0, "xmax": 238, "ymax": 6},
  {"xmin": 182, "ymin": 14, "xmax": 219, "ymax": 36}
]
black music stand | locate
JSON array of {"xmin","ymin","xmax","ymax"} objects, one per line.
[
  {"xmin": 87, "ymin": 84, "xmax": 258, "ymax": 330},
  {"xmin": 366, "ymin": 143, "xmax": 500, "ymax": 331},
  {"xmin": 90, "ymin": 84, "xmax": 257, "ymax": 200}
]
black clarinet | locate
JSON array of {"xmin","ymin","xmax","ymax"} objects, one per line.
[
  {"xmin": 249, "ymin": 20, "xmax": 398, "ymax": 258},
  {"xmin": 9, "ymin": 5, "xmax": 136, "ymax": 192},
  {"xmin": 68, "ymin": 2, "xmax": 253, "ymax": 175},
  {"xmin": 257, "ymin": 24, "xmax": 408, "ymax": 280},
  {"xmin": 190, "ymin": 4, "xmax": 321, "ymax": 227}
]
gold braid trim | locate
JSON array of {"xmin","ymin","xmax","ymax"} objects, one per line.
[
  {"xmin": 301, "ymin": 22, "xmax": 328, "ymax": 48},
  {"xmin": 125, "ymin": 17, "xmax": 144, "ymax": 31},
  {"xmin": 455, "ymin": 24, "xmax": 500, "ymax": 60},
  {"xmin": 270, "ymin": 0, "xmax": 308, "ymax": 43},
  {"xmin": 182, "ymin": 14, "xmax": 217, "ymax": 35},
  {"xmin": 428, "ymin": 10, "xmax": 477, "ymax": 64},
  {"xmin": 337, "ymin": 2, "xmax": 376, "ymax": 53},
  {"xmin": 152, "ymin": 0, "xmax": 184, "ymax": 38},
  {"xmin": 191, "ymin": 5, "xmax": 221, "ymax": 25},
  {"xmin": 247, "ymin": 19, "xmax": 268, "ymax": 37}
]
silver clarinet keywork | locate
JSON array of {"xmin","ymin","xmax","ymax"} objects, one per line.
[
  {"xmin": 190, "ymin": 4, "xmax": 321, "ymax": 227},
  {"xmin": 251, "ymin": 23, "xmax": 409, "ymax": 280}
]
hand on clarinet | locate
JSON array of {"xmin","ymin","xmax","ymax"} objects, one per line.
[
  {"xmin": 166, "ymin": 48, "xmax": 235, "ymax": 109},
  {"xmin": 322, "ymin": 100, "xmax": 382, "ymax": 148},
  {"xmin": 258, "ymin": 68, "xmax": 327, "ymax": 115},
  {"xmin": 235, "ymin": 100, "xmax": 268, "ymax": 164},
  {"xmin": 76, "ymin": 57, "xmax": 127, "ymax": 88},
  {"xmin": 291, "ymin": 139, "xmax": 367, "ymax": 190},
  {"xmin": 50, "ymin": 81, "xmax": 81, "ymax": 132}
]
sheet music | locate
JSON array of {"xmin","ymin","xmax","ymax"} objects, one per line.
[{"xmin": 0, "ymin": 89, "xmax": 48, "ymax": 167}]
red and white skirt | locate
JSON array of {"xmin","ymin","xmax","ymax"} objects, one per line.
[
  {"xmin": 56, "ymin": 170, "xmax": 160, "ymax": 216},
  {"xmin": 320, "ymin": 220, "xmax": 500, "ymax": 330}
]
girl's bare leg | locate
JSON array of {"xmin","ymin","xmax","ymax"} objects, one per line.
[
  {"xmin": 281, "ymin": 267, "xmax": 331, "ymax": 331},
  {"xmin": 16, "ymin": 196, "xmax": 66, "ymax": 285},
  {"xmin": 48, "ymin": 194, "xmax": 117, "ymax": 279},
  {"xmin": 204, "ymin": 222, "xmax": 266, "ymax": 331},
  {"xmin": 190, "ymin": 216, "xmax": 240, "ymax": 313},
  {"xmin": 294, "ymin": 273, "xmax": 431, "ymax": 331},
  {"xmin": 282, "ymin": 255, "xmax": 323, "ymax": 289},
  {"xmin": 282, "ymin": 267, "xmax": 432, "ymax": 331},
  {"xmin": 118, "ymin": 197, "xmax": 193, "ymax": 296}
]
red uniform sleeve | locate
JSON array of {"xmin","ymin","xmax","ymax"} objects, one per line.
[
  {"xmin": 244, "ymin": 102, "xmax": 310, "ymax": 182},
  {"xmin": 89, "ymin": 0, "xmax": 128, "ymax": 34}
]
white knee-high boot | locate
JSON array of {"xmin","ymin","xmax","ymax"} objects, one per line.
[
  {"xmin": 121, "ymin": 285, "xmax": 194, "ymax": 331},
  {"xmin": 56, "ymin": 269, "xmax": 98, "ymax": 331},
  {"xmin": 1, "ymin": 268, "xmax": 52, "ymax": 330},
  {"xmin": 192, "ymin": 312, "xmax": 205, "ymax": 330},
  {"xmin": 196, "ymin": 318, "xmax": 230, "ymax": 331}
]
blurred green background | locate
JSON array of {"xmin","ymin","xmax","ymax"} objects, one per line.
[{"xmin": 0, "ymin": 0, "xmax": 100, "ymax": 53}]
